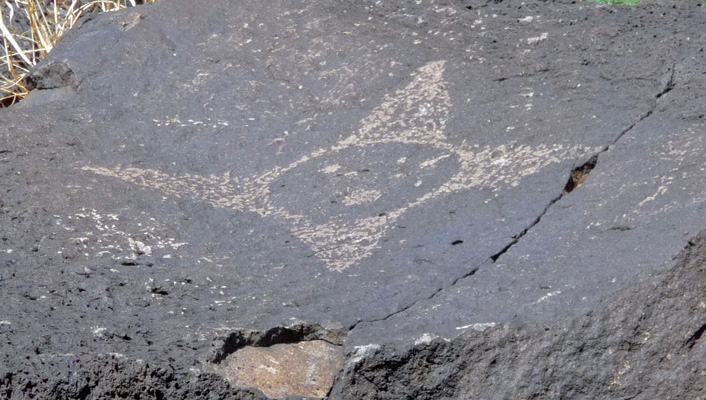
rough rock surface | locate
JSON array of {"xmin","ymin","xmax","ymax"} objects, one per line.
[
  {"xmin": 0, "ymin": 0, "xmax": 705, "ymax": 398},
  {"xmin": 330, "ymin": 232, "xmax": 706, "ymax": 399}
]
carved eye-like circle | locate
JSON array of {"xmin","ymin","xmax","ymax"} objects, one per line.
[{"xmin": 269, "ymin": 142, "xmax": 460, "ymax": 225}]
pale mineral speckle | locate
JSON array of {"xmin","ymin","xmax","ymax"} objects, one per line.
[
  {"xmin": 455, "ymin": 322, "xmax": 497, "ymax": 331},
  {"xmin": 320, "ymin": 164, "xmax": 341, "ymax": 174},
  {"xmin": 349, "ymin": 344, "xmax": 381, "ymax": 364},
  {"xmin": 414, "ymin": 333, "xmax": 439, "ymax": 345},
  {"xmin": 527, "ymin": 32, "xmax": 548, "ymax": 44},
  {"xmin": 420, "ymin": 154, "xmax": 451, "ymax": 168},
  {"xmin": 535, "ymin": 290, "xmax": 562, "ymax": 304},
  {"xmin": 342, "ymin": 189, "xmax": 382, "ymax": 206}
]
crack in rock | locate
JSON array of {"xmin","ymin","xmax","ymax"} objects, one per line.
[
  {"xmin": 349, "ymin": 70, "xmax": 675, "ymax": 336},
  {"xmin": 331, "ymin": 231, "xmax": 706, "ymax": 399},
  {"xmin": 489, "ymin": 64, "xmax": 676, "ymax": 264}
]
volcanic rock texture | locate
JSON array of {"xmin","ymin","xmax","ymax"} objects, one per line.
[{"xmin": 0, "ymin": 0, "xmax": 705, "ymax": 398}]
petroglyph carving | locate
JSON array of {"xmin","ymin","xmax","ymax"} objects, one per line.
[{"xmin": 84, "ymin": 61, "xmax": 595, "ymax": 271}]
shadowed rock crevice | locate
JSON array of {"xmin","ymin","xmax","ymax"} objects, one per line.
[
  {"xmin": 490, "ymin": 63, "xmax": 679, "ymax": 262},
  {"xmin": 210, "ymin": 324, "xmax": 346, "ymax": 364},
  {"xmin": 685, "ymin": 322, "xmax": 706, "ymax": 350},
  {"xmin": 24, "ymin": 60, "xmax": 76, "ymax": 91},
  {"xmin": 563, "ymin": 155, "xmax": 598, "ymax": 195}
]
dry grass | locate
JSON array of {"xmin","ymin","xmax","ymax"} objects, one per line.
[{"xmin": 0, "ymin": 0, "xmax": 156, "ymax": 107}]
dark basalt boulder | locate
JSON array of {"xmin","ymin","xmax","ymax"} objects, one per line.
[
  {"xmin": 0, "ymin": 0, "xmax": 704, "ymax": 398},
  {"xmin": 330, "ymin": 231, "xmax": 706, "ymax": 399}
]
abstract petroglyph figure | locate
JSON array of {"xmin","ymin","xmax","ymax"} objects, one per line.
[{"xmin": 84, "ymin": 61, "xmax": 594, "ymax": 271}]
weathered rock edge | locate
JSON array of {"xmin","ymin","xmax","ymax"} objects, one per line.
[
  {"xmin": 330, "ymin": 231, "xmax": 706, "ymax": 400},
  {"xmin": 2, "ymin": 231, "xmax": 704, "ymax": 399}
]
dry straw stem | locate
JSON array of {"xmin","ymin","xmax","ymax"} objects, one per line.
[{"xmin": 1, "ymin": 0, "xmax": 156, "ymax": 107}]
